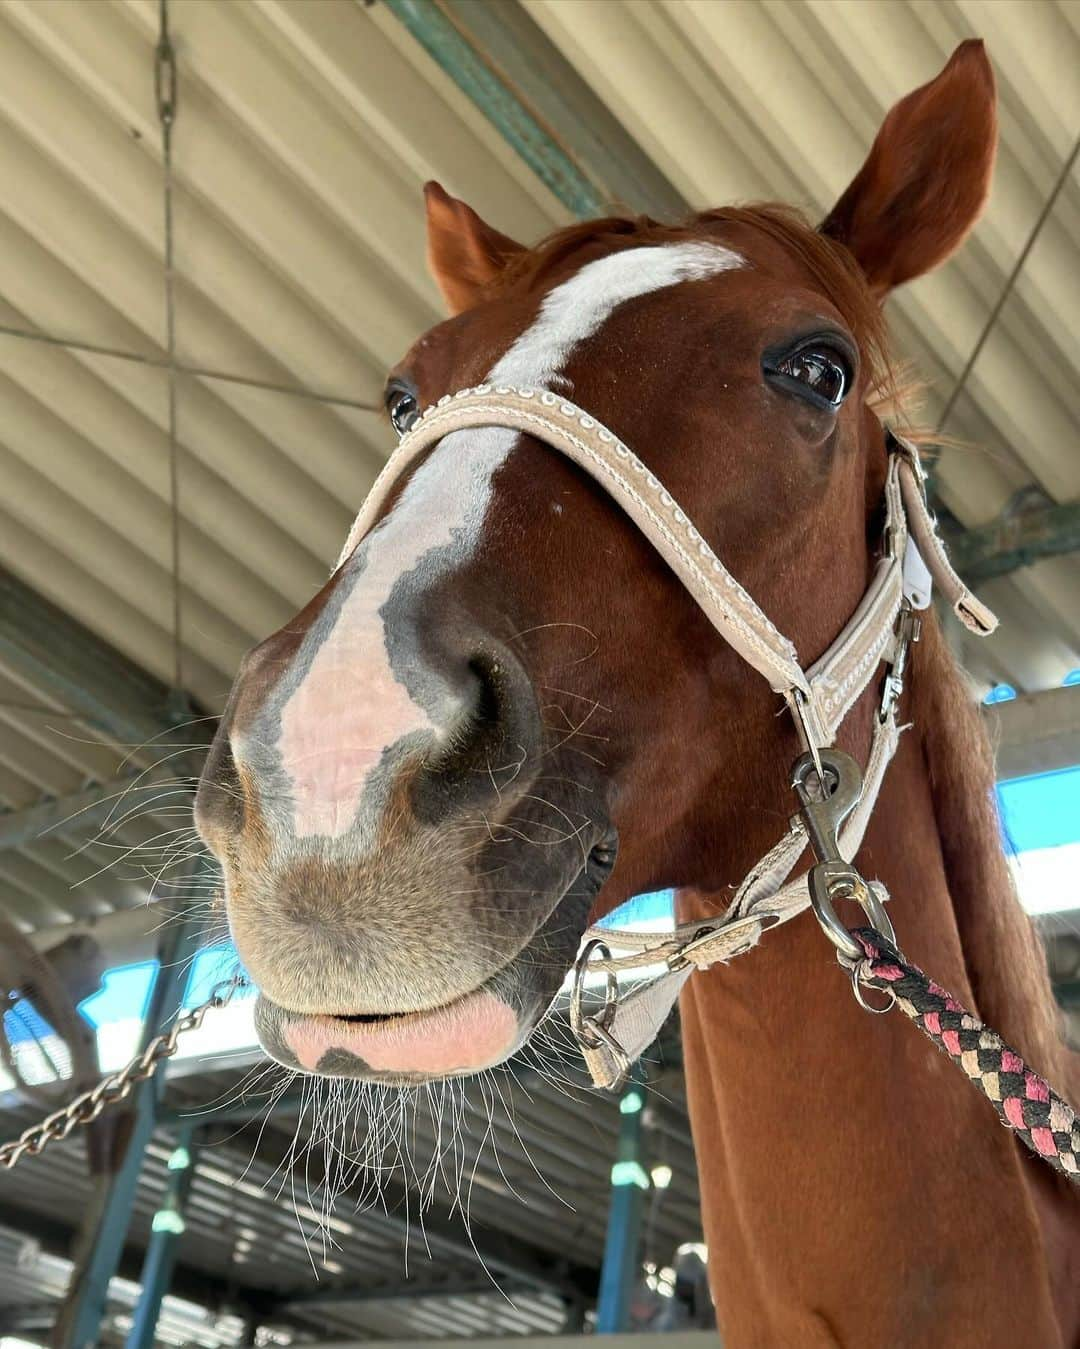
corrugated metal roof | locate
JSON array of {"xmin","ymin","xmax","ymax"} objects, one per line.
[
  {"xmin": 0, "ymin": 0, "xmax": 1077, "ymax": 930},
  {"xmin": 0, "ymin": 0, "xmax": 571, "ymax": 927},
  {"xmin": 522, "ymin": 0, "xmax": 1080, "ymax": 690}
]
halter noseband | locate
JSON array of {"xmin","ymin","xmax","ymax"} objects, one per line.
[{"xmin": 345, "ymin": 385, "xmax": 998, "ymax": 1088}]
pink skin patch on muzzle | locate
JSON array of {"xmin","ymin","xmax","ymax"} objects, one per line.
[{"xmin": 283, "ymin": 991, "xmax": 519, "ymax": 1076}]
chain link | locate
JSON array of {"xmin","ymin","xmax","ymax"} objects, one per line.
[{"xmin": 0, "ymin": 977, "xmax": 244, "ymax": 1170}]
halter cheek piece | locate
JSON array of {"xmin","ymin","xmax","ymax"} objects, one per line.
[{"xmin": 356, "ymin": 387, "xmax": 1079, "ymax": 1180}]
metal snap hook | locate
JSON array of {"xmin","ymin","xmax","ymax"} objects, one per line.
[{"xmin": 792, "ymin": 749, "xmax": 898, "ymax": 965}]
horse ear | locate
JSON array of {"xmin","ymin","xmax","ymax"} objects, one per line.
[
  {"xmin": 424, "ymin": 181, "xmax": 525, "ymax": 315},
  {"xmin": 821, "ymin": 40, "xmax": 997, "ymax": 293}
]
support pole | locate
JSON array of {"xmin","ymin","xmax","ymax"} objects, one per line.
[
  {"xmin": 51, "ymin": 874, "xmax": 209, "ymax": 1349},
  {"xmin": 381, "ymin": 0, "xmax": 602, "ymax": 216},
  {"xmin": 595, "ymin": 1070, "xmax": 649, "ymax": 1333},
  {"xmin": 124, "ymin": 1122, "xmax": 199, "ymax": 1349}
]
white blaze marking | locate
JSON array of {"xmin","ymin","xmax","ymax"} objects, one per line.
[{"xmin": 280, "ymin": 243, "xmax": 745, "ymax": 837}]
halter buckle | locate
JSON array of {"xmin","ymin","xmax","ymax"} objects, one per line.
[
  {"xmin": 886, "ymin": 428, "xmax": 929, "ymax": 502},
  {"xmin": 879, "ymin": 602, "xmax": 921, "ymax": 723}
]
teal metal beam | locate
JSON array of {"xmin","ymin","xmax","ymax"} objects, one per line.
[
  {"xmin": 52, "ymin": 871, "xmax": 212, "ymax": 1349},
  {"xmin": 439, "ymin": 0, "xmax": 686, "ymax": 217},
  {"xmin": 0, "ymin": 1195, "xmax": 268, "ymax": 1329},
  {"xmin": 945, "ymin": 501, "xmax": 1080, "ymax": 586},
  {"xmin": 596, "ymin": 1069, "xmax": 649, "ymax": 1332},
  {"xmin": 125, "ymin": 1122, "xmax": 200, "ymax": 1349},
  {"xmin": 381, "ymin": 0, "xmax": 603, "ymax": 217},
  {"xmin": 1056, "ymin": 980, "xmax": 1080, "ymax": 1011}
]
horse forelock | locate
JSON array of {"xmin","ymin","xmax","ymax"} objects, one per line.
[{"xmin": 487, "ymin": 203, "xmax": 899, "ymax": 407}]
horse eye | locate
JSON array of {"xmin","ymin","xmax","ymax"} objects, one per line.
[
  {"xmin": 773, "ymin": 345, "xmax": 850, "ymax": 408},
  {"xmin": 386, "ymin": 387, "xmax": 419, "ymax": 436}
]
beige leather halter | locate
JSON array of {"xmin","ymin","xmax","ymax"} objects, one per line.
[{"xmin": 352, "ymin": 385, "xmax": 997, "ymax": 1088}]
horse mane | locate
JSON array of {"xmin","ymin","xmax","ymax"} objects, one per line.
[{"xmin": 914, "ymin": 616, "xmax": 1072, "ymax": 1088}]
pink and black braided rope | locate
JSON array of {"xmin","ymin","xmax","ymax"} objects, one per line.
[{"xmin": 853, "ymin": 928, "xmax": 1079, "ymax": 1183}]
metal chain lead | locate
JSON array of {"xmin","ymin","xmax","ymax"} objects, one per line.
[{"xmin": 0, "ymin": 977, "xmax": 244, "ymax": 1170}]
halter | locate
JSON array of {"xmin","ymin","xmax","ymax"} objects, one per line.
[
  {"xmin": 4, "ymin": 385, "xmax": 1077, "ymax": 1185},
  {"xmin": 356, "ymin": 385, "xmax": 998, "ymax": 1089}
]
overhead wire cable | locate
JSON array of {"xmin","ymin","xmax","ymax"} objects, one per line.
[{"xmin": 937, "ymin": 132, "xmax": 1080, "ymax": 433}]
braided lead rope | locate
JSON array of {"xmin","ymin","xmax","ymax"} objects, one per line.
[{"xmin": 852, "ymin": 928, "xmax": 1079, "ymax": 1182}]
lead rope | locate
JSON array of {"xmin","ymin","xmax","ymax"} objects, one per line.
[{"xmin": 851, "ymin": 928, "xmax": 1080, "ymax": 1180}]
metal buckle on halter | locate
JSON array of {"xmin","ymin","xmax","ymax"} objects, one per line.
[
  {"xmin": 879, "ymin": 601, "xmax": 922, "ymax": 723},
  {"xmin": 791, "ymin": 749, "xmax": 897, "ymax": 1011},
  {"xmin": 668, "ymin": 911, "xmax": 783, "ymax": 972}
]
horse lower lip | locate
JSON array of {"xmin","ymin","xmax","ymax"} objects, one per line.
[{"xmin": 281, "ymin": 989, "xmax": 520, "ymax": 1075}]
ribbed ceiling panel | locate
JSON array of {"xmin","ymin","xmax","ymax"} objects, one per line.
[{"xmin": 0, "ymin": 0, "xmax": 568, "ymax": 926}]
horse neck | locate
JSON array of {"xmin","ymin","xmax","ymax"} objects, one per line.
[{"xmin": 675, "ymin": 610, "xmax": 1074, "ymax": 1346}]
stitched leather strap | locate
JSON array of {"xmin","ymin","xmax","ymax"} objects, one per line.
[
  {"xmin": 890, "ymin": 432, "xmax": 998, "ymax": 636},
  {"xmin": 346, "ymin": 388, "xmax": 810, "ymax": 696}
]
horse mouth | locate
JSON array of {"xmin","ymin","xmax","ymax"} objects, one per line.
[
  {"xmin": 251, "ymin": 865, "xmax": 599, "ymax": 1084},
  {"xmin": 260, "ymin": 986, "xmax": 525, "ymax": 1083}
]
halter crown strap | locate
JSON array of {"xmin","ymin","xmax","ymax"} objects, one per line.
[{"xmin": 887, "ymin": 430, "xmax": 998, "ymax": 636}]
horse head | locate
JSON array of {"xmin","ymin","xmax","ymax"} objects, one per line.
[{"xmin": 195, "ymin": 42, "xmax": 997, "ymax": 1085}]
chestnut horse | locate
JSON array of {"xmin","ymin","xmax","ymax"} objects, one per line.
[{"xmin": 196, "ymin": 42, "xmax": 1079, "ymax": 1346}]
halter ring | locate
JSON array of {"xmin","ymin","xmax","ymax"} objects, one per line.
[{"xmin": 569, "ymin": 938, "xmax": 618, "ymax": 1048}]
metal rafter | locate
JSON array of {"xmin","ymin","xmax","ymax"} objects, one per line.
[
  {"xmin": 0, "ymin": 773, "xmax": 195, "ymax": 853},
  {"xmin": 0, "ymin": 1197, "xmax": 272, "ymax": 1330},
  {"xmin": 218, "ymin": 1113, "xmax": 600, "ymax": 1303},
  {"xmin": 946, "ymin": 502, "xmax": 1080, "ymax": 587},
  {"xmin": 0, "ymin": 567, "xmax": 209, "ymax": 756}
]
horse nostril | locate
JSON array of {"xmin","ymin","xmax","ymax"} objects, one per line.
[
  {"xmin": 467, "ymin": 653, "xmax": 504, "ymax": 736},
  {"xmin": 411, "ymin": 644, "xmax": 541, "ymax": 823}
]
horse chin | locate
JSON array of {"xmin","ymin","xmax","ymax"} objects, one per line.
[{"xmin": 251, "ymin": 871, "xmax": 595, "ymax": 1084}]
